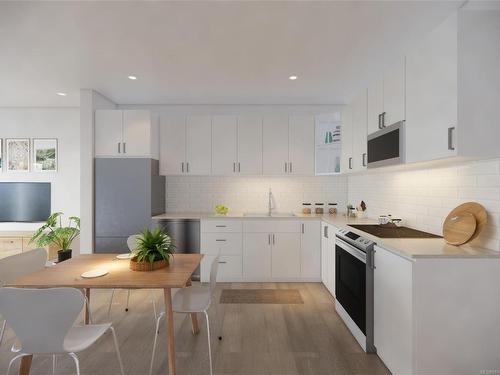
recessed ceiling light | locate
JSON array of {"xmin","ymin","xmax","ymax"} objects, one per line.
[
  {"xmin": 57, "ymin": 92, "xmax": 67, "ymax": 96},
  {"xmin": 289, "ymin": 75, "xmax": 298, "ymax": 80},
  {"xmin": 128, "ymin": 75, "xmax": 137, "ymax": 80}
]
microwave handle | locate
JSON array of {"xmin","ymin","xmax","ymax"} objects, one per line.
[{"xmin": 348, "ymin": 157, "xmax": 352, "ymax": 170}]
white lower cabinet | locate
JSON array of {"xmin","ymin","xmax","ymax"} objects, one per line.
[
  {"xmin": 201, "ymin": 219, "xmax": 321, "ymax": 282},
  {"xmin": 243, "ymin": 232, "xmax": 272, "ymax": 280},
  {"xmin": 271, "ymin": 233, "xmax": 301, "ymax": 279},
  {"xmin": 320, "ymin": 221, "xmax": 336, "ymax": 296},
  {"xmin": 201, "ymin": 255, "xmax": 243, "ymax": 282},
  {"xmin": 374, "ymin": 245, "xmax": 413, "ymax": 375}
]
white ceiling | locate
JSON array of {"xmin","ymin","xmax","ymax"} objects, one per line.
[{"xmin": 0, "ymin": 1, "xmax": 462, "ymax": 107}]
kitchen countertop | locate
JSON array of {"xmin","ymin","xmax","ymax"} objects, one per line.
[{"xmin": 152, "ymin": 212, "xmax": 500, "ymax": 260}]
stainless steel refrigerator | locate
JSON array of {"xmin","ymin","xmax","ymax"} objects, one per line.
[{"xmin": 94, "ymin": 158, "xmax": 165, "ymax": 253}]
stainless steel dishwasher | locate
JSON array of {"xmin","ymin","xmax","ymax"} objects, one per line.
[{"xmin": 158, "ymin": 218, "xmax": 201, "ymax": 280}]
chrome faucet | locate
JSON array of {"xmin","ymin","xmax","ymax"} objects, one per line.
[{"xmin": 268, "ymin": 188, "xmax": 274, "ymax": 216}]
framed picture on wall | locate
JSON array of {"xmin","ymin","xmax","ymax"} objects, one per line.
[
  {"xmin": 32, "ymin": 138, "xmax": 58, "ymax": 172},
  {"xmin": 6, "ymin": 138, "xmax": 30, "ymax": 172}
]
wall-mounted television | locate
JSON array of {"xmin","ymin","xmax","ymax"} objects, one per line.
[{"xmin": 0, "ymin": 182, "xmax": 51, "ymax": 222}]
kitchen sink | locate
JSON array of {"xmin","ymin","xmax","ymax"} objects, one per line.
[{"xmin": 243, "ymin": 212, "xmax": 296, "ymax": 217}]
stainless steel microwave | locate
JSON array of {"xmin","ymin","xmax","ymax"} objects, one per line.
[{"xmin": 367, "ymin": 121, "xmax": 405, "ymax": 168}]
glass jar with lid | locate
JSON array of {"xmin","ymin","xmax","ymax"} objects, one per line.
[
  {"xmin": 302, "ymin": 203, "xmax": 312, "ymax": 215},
  {"xmin": 315, "ymin": 203, "xmax": 324, "ymax": 215}
]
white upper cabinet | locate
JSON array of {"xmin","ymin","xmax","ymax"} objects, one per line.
[
  {"xmin": 160, "ymin": 116, "xmax": 186, "ymax": 175},
  {"xmin": 289, "ymin": 115, "xmax": 315, "ymax": 175},
  {"xmin": 406, "ymin": 13, "xmax": 458, "ymax": 163},
  {"xmin": 212, "ymin": 116, "xmax": 238, "ymax": 175},
  {"xmin": 237, "ymin": 115, "xmax": 263, "ymax": 175},
  {"xmin": 122, "ymin": 110, "xmax": 154, "ymax": 157},
  {"xmin": 340, "ymin": 105, "xmax": 353, "ymax": 173},
  {"xmin": 383, "ymin": 57, "xmax": 406, "ymax": 128},
  {"xmin": 186, "ymin": 116, "xmax": 212, "ymax": 175},
  {"xmin": 95, "ymin": 110, "xmax": 123, "ymax": 156},
  {"xmin": 351, "ymin": 90, "xmax": 368, "ymax": 172},
  {"xmin": 95, "ymin": 109, "xmax": 157, "ymax": 158},
  {"xmin": 367, "ymin": 80, "xmax": 384, "ymax": 135},
  {"xmin": 263, "ymin": 115, "xmax": 289, "ymax": 175}
]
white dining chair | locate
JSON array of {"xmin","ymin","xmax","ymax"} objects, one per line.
[
  {"xmin": 107, "ymin": 235, "xmax": 158, "ymax": 319},
  {"xmin": 0, "ymin": 287, "xmax": 125, "ymax": 375},
  {"xmin": 0, "ymin": 248, "xmax": 47, "ymax": 347},
  {"xmin": 149, "ymin": 256, "xmax": 220, "ymax": 375}
]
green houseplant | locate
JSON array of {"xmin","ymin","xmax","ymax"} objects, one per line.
[
  {"xmin": 129, "ymin": 228, "xmax": 175, "ymax": 272},
  {"xmin": 30, "ymin": 212, "xmax": 80, "ymax": 262}
]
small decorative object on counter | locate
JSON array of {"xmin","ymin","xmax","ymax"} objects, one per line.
[
  {"xmin": 315, "ymin": 203, "xmax": 324, "ymax": 215},
  {"xmin": 302, "ymin": 203, "xmax": 312, "ymax": 215},
  {"xmin": 129, "ymin": 228, "xmax": 175, "ymax": 272},
  {"xmin": 328, "ymin": 203, "xmax": 338, "ymax": 215},
  {"xmin": 356, "ymin": 200, "xmax": 367, "ymax": 218},
  {"xmin": 346, "ymin": 204, "xmax": 356, "ymax": 218},
  {"xmin": 214, "ymin": 204, "xmax": 229, "ymax": 216}
]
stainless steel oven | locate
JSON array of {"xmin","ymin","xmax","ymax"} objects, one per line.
[
  {"xmin": 335, "ymin": 229, "xmax": 375, "ymax": 352},
  {"xmin": 367, "ymin": 120, "xmax": 405, "ymax": 168}
]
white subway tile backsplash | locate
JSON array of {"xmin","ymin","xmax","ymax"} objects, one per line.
[
  {"xmin": 165, "ymin": 175, "xmax": 348, "ymax": 216},
  {"xmin": 348, "ymin": 158, "xmax": 500, "ymax": 252}
]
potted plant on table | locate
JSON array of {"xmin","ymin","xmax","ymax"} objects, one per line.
[
  {"xmin": 129, "ymin": 228, "xmax": 175, "ymax": 271},
  {"xmin": 30, "ymin": 212, "xmax": 80, "ymax": 263}
]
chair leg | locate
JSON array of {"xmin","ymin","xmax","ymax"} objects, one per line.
[
  {"xmin": 52, "ymin": 354, "xmax": 57, "ymax": 375},
  {"xmin": 108, "ymin": 289, "xmax": 116, "ymax": 317},
  {"xmin": 7, "ymin": 353, "xmax": 29, "ymax": 375},
  {"xmin": 150, "ymin": 290, "xmax": 158, "ymax": 321},
  {"xmin": 0, "ymin": 319, "xmax": 6, "ymax": 347},
  {"xmin": 204, "ymin": 311, "xmax": 214, "ymax": 375},
  {"xmin": 68, "ymin": 353, "xmax": 80, "ymax": 375},
  {"xmin": 125, "ymin": 290, "xmax": 131, "ymax": 312},
  {"xmin": 109, "ymin": 326, "xmax": 125, "ymax": 375},
  {"xmin": 149, "ymin": 312, "xmax": 165, "ymax": 375}
]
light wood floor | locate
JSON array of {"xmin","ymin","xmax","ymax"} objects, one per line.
[{"xmin": 0, "ymin": 283, "xmax": 390, "ymax": 375}]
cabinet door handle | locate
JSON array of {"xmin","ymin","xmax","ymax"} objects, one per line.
[
  {"xmin": 378, "ymin": 113, "xmax": 382, "ymax": 129},
  {"xmin": 301, "ymin": 223, "xmax": 305, "ymax": 234},
  {"xmin": 448, "ymin": 127, "xmax": 455, "ymax": 151},
  {"xmin": 238, "ymin": 162, "xmax": 241, "ymax": 172},
  {"xmin": 324, "ymin": 225, "xmax": 328, "ymax": 238},
  {"xmin": 284, "ymin": 162, "xmax": 287, "ymax": 173},
  {"xmin": 123, "ymin": 142, "xmax": 126, "ymax": 153},
  {"xmin": 218, "ymin": 261, "xmax": 227, "ymax": 264},
  {"xmin": 118, "ymin": 142, "xmax": 121, "ymax": 153},
  {"xmin": 348, "ymin": 157, "xmax": 352, "ymax": 170},
  {"xmin": 186, "ymin": 162, "xmax": 189, "ymax": 173},
  {"xmin": 268, "ymin": 234, "xmax": 271, "ymax": 245},
  {"xmin": 273, "ymin": 234, "xmax": 275, "ymax": 245},
  {"xmin": 362, "ymin": 153, "xmax": 367, "ymax": 167},
  {"xmin": 289, "ymin": 162, "xmax": 292, "ymax": 174},
  {"xmin": 215, "ymin": 225, "xmax": 226, "ymax": 228},
  {"xmin": 216, "ymin": 239, "xmax": 227, "ymax": 242},
  {"xmin": 233, "ymin": 162, "xmax": 236, "ymax": 173},
  {"xmin": 381, "ymin": 112, "xmax": 386, "ymax": 128},
  {"xmin": 181, "ymin": 162, "xmax": 184, "ymax": 173}
]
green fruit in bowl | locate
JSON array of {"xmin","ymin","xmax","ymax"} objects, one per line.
[{"xmin": 215, "ymin": 204, "xmax": 229, "ymax": 215}]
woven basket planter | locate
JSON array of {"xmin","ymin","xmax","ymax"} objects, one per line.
[{"xmin": 129, "ymin": 258, "xmax": 169, "ymax": 272}]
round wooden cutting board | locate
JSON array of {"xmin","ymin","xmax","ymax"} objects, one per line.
[
  {"xmin": 443, "ymin": 202, "xmax": 487, "ymax": 244},
  {"xmin": 443, "ymin": 212, "xmax": 477, "ymax": 245}
]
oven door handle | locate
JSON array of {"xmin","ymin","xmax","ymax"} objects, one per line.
[{"xmin": 335, "ymin": 237, "xmax": 367, "ymax": 264}]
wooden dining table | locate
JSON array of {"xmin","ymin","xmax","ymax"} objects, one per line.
[{"xmin": 7, "ymin": 253, "xmax": 203, "ymax": 375}]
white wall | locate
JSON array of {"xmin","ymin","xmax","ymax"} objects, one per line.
[
  {"xmin": 0, "ymin": 107, "xmax": 80, "ymax": 243},
  {"xmin": 348, "ymin": 158, "xmax": 500, "ymax": 252},
  {"xmin": 166, "ymin": 175, "xmax": 347, "ymax": 214},
  {"xmin": 80, "ymin": 89, "xmax": 116, "ymax": 253}
]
